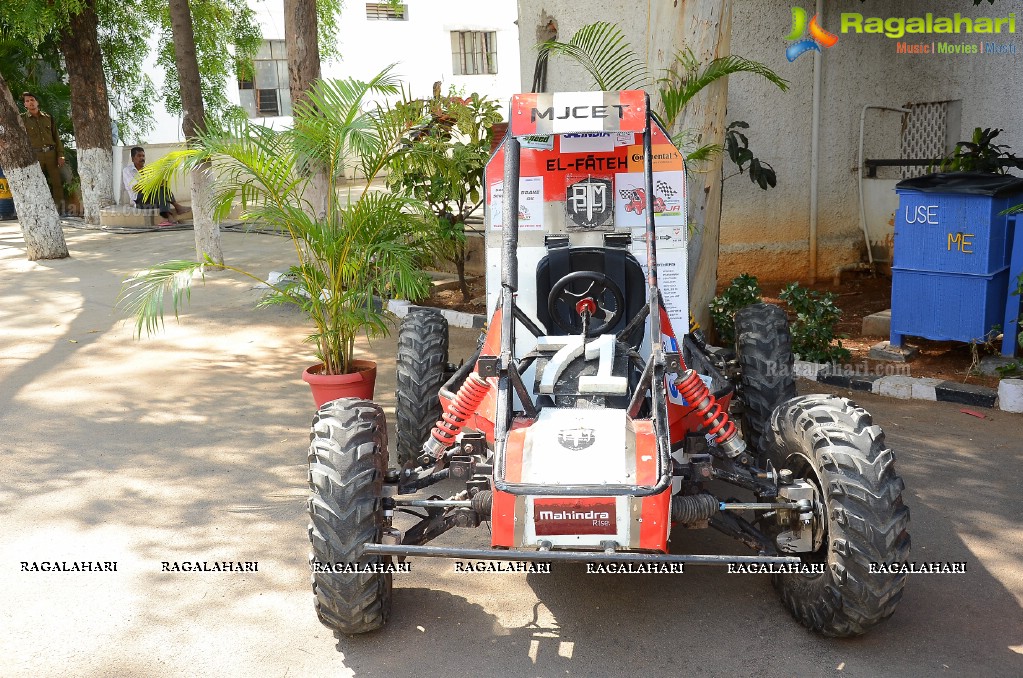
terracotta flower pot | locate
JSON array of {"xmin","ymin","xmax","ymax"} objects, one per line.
[
  {"xmin": 302, "ymin": 360, "xmax": 378, "ymax": 407},
  {"xmin": 489, "ymin": 122, "xmax": 509, "ymax": 156}
]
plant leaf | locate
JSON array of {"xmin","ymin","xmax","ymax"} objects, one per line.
[{"xmin": 539, "ymin": 21, "xmax": 649, "ymax": 91}]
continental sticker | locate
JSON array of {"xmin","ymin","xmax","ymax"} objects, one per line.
[{"xmin": 626, "ymin": 144, "xmax": 684, "ymax": 172}]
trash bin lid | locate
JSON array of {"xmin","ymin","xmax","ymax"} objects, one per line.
[{"xmin": 896, "ymin": 172, "xmax": 1023, "ymax": 196}]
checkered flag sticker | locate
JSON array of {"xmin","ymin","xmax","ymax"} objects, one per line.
[
  {"xmin": 619, "ymin": 188, "xmax": 639, "ymax": 201},
  {"xmin": 655, "ymin": 181, "xmax": 677, "ymax": 199}
]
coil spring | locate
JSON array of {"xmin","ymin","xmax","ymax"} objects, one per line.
[
  {"xmin": 430, "ymin": 373, "xmax": 490, "ymax": 448},
  {"xmin": 675, "ymin": 369, "xmax": 737, "ymax": 443}
]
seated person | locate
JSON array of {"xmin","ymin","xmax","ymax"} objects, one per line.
[{"xmin": 122, "ymin": 146, "xmax": 191, "ymax": 226}]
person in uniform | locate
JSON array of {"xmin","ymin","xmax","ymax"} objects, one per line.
[{"xmin": 20, "ymin": 92, "xmax": 66, "ymax": 214}]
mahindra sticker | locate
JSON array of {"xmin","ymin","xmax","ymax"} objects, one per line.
[
  {"xmin": 534, "ymin": 498, "xmax": 617, "ymax": 535},
  {"xmin": 557, "ymin": 427, "xmax": 596, "ymax": 451}
]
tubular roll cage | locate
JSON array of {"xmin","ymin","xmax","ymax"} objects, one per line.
[{"xmin": 489, "ymin": 93, "xmax": 673, "ymax": 499}]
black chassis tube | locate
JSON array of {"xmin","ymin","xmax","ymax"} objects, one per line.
[
  {"xmin": 364, "ymin": 543, "xmax": 801, "ymax": 565},
  {"xmin": 439, "ymin": 346, "xmax": 482, "ymax": 402}
]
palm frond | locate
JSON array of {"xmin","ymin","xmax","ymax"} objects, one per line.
[
  {"xmin": 659, "ymin": 50, "xmax": 788, "ymax": 129},
  {"xmin": 540, "ymin": 22, "xmax": 650, "ymax": 91},
  {"xmin": 117, "ymin": 261, "xmax": 206, "ymax": 337},
  {"xmin": 290, "ymin": 67, "xmax": 403, "ymax": 179},
  {"xmin": 685, "ymin": 143, "xmax": 721, "ymax": 163},
  {"xmin": 121, "ymin": 66, "xmax": 436, "ymax": 375}
]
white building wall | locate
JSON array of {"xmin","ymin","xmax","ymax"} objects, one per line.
[
  {"xmin": 116, "ymin": 1, "xmax": 521, "ymax": 201},
  {"xmin": 515, "ymin": 0, "xmax": 1023, "ymax": 283},
  {"xmin": 138, "ymin": 0, "xmax": 520, "ymax": 142}
]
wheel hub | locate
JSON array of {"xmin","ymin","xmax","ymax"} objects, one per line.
[{"xmin": 774, "ymin": 478, "xmax": 824, "ymax": 554}]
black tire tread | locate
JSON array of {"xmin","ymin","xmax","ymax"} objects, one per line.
[
  {"xmin": 395, "ymin": 310, "xmax": 449, "ymax": 465},
  {"xmin": 307, "ymin": 398, "xmax": 392, "ymax": 636},
  {"xmin": 768, "ymin": 394, "xmax": 911, "ymax": 637},
  {"xmin": 735, "ymin": 302, "xmax": 797, "ymax": 465}
]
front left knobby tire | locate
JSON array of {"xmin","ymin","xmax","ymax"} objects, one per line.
[
  {"xmin": 395, "ymin": 310, "xmax": 449, "ymax": 466},
  {"xmin": 307, "ymin": 398, "xmax": 392, "ymax": 636},
  {"xmin": 767, "ymin": 395, "xmax": 910, "ymax": 637}
]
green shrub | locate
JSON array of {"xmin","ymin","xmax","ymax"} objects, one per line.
[
  {"xmin": 709, "ymin": 273, "xmax": 762, "ymax": 344},
  {"xmin": 995, "ymin": 361, "xmax": 1022, "ymax": 377},
  {"xmin": 779, "ymin": 283, "xmax": 851, "ymax": 363}
]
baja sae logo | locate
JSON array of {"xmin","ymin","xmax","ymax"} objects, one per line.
[
  {"xmin": 557, "ymin": 427, "xmax": 596, "ymax": 451},
  {"xmin": 534, "ymin": 498, "xmax": 616, "ymax": 535}
]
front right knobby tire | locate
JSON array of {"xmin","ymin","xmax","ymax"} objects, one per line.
[
  {"xmin": 307, "ymin": 398, "xmax": 392, "ymax": 636},
  {"xmin": 767, "ymin": 395, "xmax": 910, "ymax": 637},
  {"xmin": 734, "ymin": 302, "xmax": 796, "ymax": 467}
]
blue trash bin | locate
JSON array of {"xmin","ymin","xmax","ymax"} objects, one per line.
[
  {"xmin": 891, "ymin": 172, "xmax": 1023, "ymax": 348},
  {"xmin": 0, "ymin": 165, "xmax": 15, "ymax": 220}
]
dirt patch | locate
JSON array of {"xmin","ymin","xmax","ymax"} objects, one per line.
[
  {"xmin": 420, "ymin": 277, "xmax": 486, "ymax": 315},
  {"xmin": 419, "ymin": 269, "xmax": 1011, "ymax": 388}
]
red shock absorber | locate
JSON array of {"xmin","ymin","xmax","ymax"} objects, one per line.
[
  {"xmin": 674, "ymin": 369, "xmax": 746, "ymax": 458},
  {"xmin": 422, "ymin": 373, "xmax": 491, "ymax": 461}
]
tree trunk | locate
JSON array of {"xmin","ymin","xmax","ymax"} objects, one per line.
[
  {"xmin": 284, "ymin": 0, "xmax": 321, "ymax": 110},
  {"xmin": 284, "ymin": 0, "xmax": 328, "ymax": 217},
  {"xmin": 168, "ymin": 0, "xmax": 223, "ymax": 265},
  {"xmin": 190, "ymin": 165, "xmax": 221, "ymax": 260},
  {"xmin": 454, "ymin": 245, "xmax": 469, "ymax": 303},
  {"xmin": 675, "ymin": 0, "xmax": 732, "ymax": 330},
  {"xmin": 0, "ymin": 72, "xmax": 68, "ymax": 260},
  {"xmin": 59, "ymin": 0, "xmax": 114, "ymax": 225}
]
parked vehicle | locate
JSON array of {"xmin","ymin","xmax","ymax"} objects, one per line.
[{"xmin": 305, "ymin": 90, "xmax": 911, "ymax": 639}]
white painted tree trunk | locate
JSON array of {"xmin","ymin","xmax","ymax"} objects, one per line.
[
  {"xmin": 190, "ymin": 163, "xmax": 223, "ymax": 265},
  {"xmin": 675, "ymin": 0, "xmax": 733, "ymax": 330},
  {"xmin": 77, "ymin": 147, "xmax": 113, "ymax": 224},
  {"xmin": 306, "ymin": 171, "xmax": 330, "ymax": 220},
  {"xmin": 6, "ymin": 164, "xmax": 69, "ymax": 260}
]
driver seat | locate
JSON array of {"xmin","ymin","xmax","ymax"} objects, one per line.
[{"xmin": 535, "ymin": 245, "xmax": 646, "ymax": 341}]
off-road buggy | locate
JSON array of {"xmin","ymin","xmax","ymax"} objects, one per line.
[{"xmin": 305, "ymin": 91, "xmax": 910, "ymax": 639}]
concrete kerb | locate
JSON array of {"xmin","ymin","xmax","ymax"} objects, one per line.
[
  {"xmin": 387, "ymin": 299, "xmax": 486, "ymax": 330},
  {"xmin": 795, "ymin": 359, "xmax": 1013, "ymax": 411},
  {"xmin": 998, "ymin": 378, "xmax": 1023, "ymax": 413}
]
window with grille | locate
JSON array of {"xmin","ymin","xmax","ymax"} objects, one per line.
[
  {"xmin": 366, "ymin": 2, "xmax": 407, "ymax": 20},
  {"xmin": 238, "ymin": 40, "xmax": 292, "ymax": 118},
  {"xmin": 451, "ymin": 31, "xmax": 498, "ymax": 75},
  {"xmin": 899, "ymin": 101, "xmax": 962, "ymax": 178}
]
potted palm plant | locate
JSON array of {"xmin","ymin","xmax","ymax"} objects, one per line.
[{"xmin": 118, "ymin": 68, "xmax": 435, "ymax": 405}]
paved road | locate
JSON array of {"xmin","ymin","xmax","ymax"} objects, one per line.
[{"xmin": 1, "ymin": 224, "xmax": 1020, "ymax": 676}]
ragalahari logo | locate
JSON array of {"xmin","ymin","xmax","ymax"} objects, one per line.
[{"xmin": 786, "ymin": 7, "xmax": 839, "ymax": 61}]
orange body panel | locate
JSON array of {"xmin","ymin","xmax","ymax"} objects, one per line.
[
  {"xmin": 639, "ymin": 489, "xmax": 672, "ymax": 551},
  {"xmin": 490, "ymin": 489, "xmax": 517, "ymax": 547}
]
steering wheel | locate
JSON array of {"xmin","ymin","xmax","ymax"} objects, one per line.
[{"xmin": 547, "ymin": 271, "xmax": 625, "ymax": 336}]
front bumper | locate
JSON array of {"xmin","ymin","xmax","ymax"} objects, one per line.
[{"xmin": 364, "ymin": 543, "xmax": 801, "ymax": 565}]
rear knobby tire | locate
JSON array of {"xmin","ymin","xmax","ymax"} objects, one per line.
[
  {"xmin": 396, "ymin": 310, "xmax": 449, "ymax": 465},
  {"xmin": 767, "ymin": 395, "xmax": 910, "ymax": 637},
  {"xmin": 307, "ymin": 398, "xmax": 392, "ymax": 636},
  {"xmin": 734, "ymin": 302, "xmax": 796, "ymax": 466}
]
